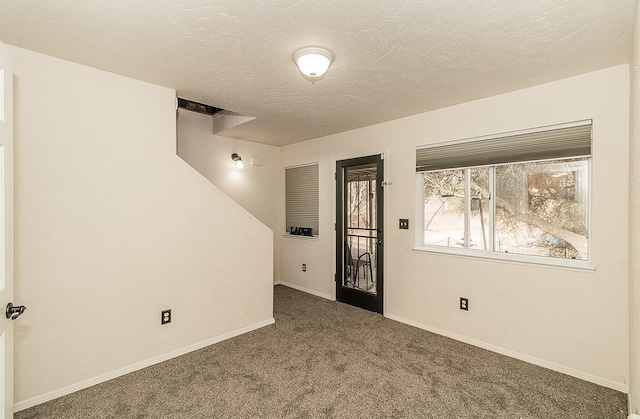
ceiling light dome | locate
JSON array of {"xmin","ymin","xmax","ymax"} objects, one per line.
[{"xmin": 293, "ymin": 47, "xmax": 334, "ymax": 83}]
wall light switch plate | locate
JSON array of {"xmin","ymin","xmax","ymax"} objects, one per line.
[{"xmin": 399, "ymin": 219, "xmax": 409, "ymax": 229}]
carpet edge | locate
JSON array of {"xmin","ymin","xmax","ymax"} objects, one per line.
[
  {"xmin": 277, "ymin": 281, "xmax": 333, "ymax": 300},
  {"xmin": 385, "ymin": 313, "xmax": 628, "ymax": 394},
  {"xmin": 13, "ymin": 317, "xmax": 276, "ymax": 412}
]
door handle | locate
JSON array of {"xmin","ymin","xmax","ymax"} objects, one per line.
[{"xmin": 6, "ymin": 302, "xmax": 26, "ymax": 320}]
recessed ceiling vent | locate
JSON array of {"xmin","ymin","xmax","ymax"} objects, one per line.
[{"xmin": 177, "ymin": 97, "xmax": 255, "ymax": 135}]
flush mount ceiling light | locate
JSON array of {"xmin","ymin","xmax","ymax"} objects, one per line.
[
  {"xmin": 231, "ymin": 153, "xmax": 244, "ymax": 169},
  {"xmin": 293, "ymin": 47, "xmax": 334, "ymax": 83}
]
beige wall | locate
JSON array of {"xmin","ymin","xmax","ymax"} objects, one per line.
[
  {"xmin": 10, "ymin": 46, "xmax": 274, "ymax": 406},
  {"xmin": 279, "ymin": 65, "xmax": 630, "ymax": 391},
  {"xmin": 629, "ymin": 0, "xmax": 640, "ymax": 413},
  {"xmin": 177, "ymin": 110, "xmax": 280, "ymax": 282}
]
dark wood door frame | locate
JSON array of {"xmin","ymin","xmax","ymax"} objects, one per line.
[{"xmin": 335, "ymin": 154, "xmax": 384, "ymax": 314}]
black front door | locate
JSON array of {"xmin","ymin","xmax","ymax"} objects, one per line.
[{"xmin": 336, "ymin": 155, "xmax": 384, "ymax": 314}]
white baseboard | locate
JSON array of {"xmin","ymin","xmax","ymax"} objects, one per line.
[
  {"xmin": 385, "ymin": 313, "xmax": 628, "ymax": 394},
  {"xmin": 629, "ymin": 414, "xmax": 640, "ymax": 419},
  {"xmin": 14, "ymin": 318, "xmax": 275, "ymax": 412},
  {"xmin": 277, "ymin": 281, "xmax": 333, "ymax": 301}
]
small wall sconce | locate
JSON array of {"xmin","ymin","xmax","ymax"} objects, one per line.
[{"xmin": 231, "ymin": 153, "xmax": 244, "ymax": 169}]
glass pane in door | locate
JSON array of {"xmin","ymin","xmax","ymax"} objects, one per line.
[{"xmin": 342, "ymin": 163, "xmax": 377, "ymax": 295}]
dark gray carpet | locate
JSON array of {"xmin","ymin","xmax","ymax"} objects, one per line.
[{"xmin": 16, "ymin": 285, "xmax": 627, "ymax": 418}]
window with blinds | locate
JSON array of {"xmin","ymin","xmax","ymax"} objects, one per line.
[
  {"xmin": 415, "ymin": 120, "xmax": 592, "ymax": 266},
  {"xmin": 285, "ymin": 163, "xmax": 319, "ymax": 236},
  {"xmin": 416, "ymin": 120, "xmax": 592, "ymax": 172}
]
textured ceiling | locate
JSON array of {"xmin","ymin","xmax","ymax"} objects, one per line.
[{"xmin": 0, "ymin": 0, "xmax": 635, "ymax": 146}]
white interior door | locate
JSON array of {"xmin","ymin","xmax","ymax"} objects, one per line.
[{"xmin": 0, "ymin": 41, "xmax": 15, "ymax": 418}]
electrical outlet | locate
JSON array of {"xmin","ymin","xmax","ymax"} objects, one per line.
[
  {"xmin": 161, "ymin": 309, "xmax": 171, "ymax": 325},
  {"xmin": 460, "ymin": 298, "xmax": 469, "ymax": 311},
  {"xmin": 302, "ymin": 264, "xmax": 307, "ymax": 272},
  {"xmin": 399, "ymin": 219, "xmax": 409, "ymax": 229}
]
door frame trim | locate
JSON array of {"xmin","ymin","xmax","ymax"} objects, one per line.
[{"xmin": 331, "ymin": 149, "xmax": 389, "ymax": 315}]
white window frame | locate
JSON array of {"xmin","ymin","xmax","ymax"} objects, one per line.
[{"xmin": 414, "ymin": 122, "xmax": 593, "ymax": 271}]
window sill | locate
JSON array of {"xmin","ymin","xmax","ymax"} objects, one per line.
[
  {"xmin": 282, "ymin": 233, "xmax": 320, "ymax": 241},
  {"xmin": 412, "ymin": 245, "xmax": 595, "ymax": 272}
]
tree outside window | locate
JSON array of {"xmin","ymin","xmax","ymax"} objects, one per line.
[{"xmin": 423, "ymin": 158, "xmax": 589, "ymax": 261}]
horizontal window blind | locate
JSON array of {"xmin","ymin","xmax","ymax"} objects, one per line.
[
  {"xmin": 285, "ymin": 163, "xmax": 319, "ymax": 236},
  {"xmin": 416, "ymin": 120, "xmax": 592, "ymax": 172}
]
